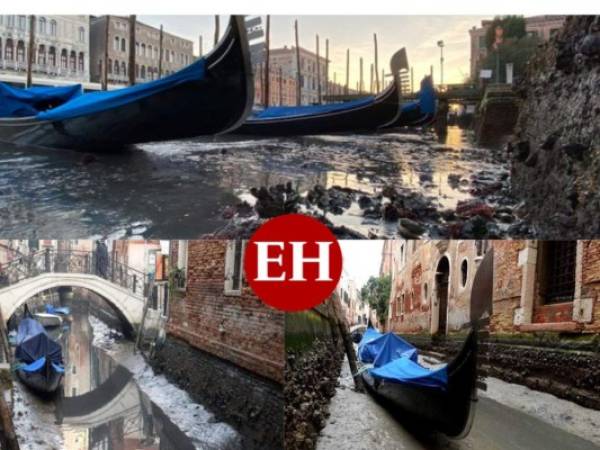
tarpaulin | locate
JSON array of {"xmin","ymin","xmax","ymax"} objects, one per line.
[
  {"xmin": 251, "ymin": 96, "xmax": 376, "ymax": 120},
  {"xmin": 15, "ymin": 318, "xmax": 63, "ymax": 368},
  {"xmin": 45, "ymin": 304, "xmax": 71, "ymax": 315},
  {"xmin": 358, "ymin": 328, "xmax": 418, "ymax": 365},
  {"xmin": 417, "ymin": 76, "xmax": 436, "ymax": 115},
  {"xmin": 37, "ymin": 58, "xmax": 206, "ymax": 121},
  {"xmin": 370, "ymin": 356, "xmax": 448, "ymax": 390},
  {"xmin": 0, "ymin": 83, "xmax": 82, "ymax": 118}
]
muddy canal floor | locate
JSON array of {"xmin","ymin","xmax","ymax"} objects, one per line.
[{"xmin": 0, "ymin": 127, "xmax": 532, "ymax": 238}]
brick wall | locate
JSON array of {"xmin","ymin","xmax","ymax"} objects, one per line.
[
  {"xmin": 491, "ymin": 240, "xmax": 523, "ymax": 333},
  {"xmin": 167, "ymin": 240, "xmax": 285, "ymax": 384}
]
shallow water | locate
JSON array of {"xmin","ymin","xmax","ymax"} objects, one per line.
[
  {"xmin": 0, "ymin": 127, "xmax": 516, "ymax": 238},
  {"xmin": 11, "ymin": 301, "xmax": 239, "ymax": 450}
]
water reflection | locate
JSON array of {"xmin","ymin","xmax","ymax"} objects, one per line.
[{"xmin": 55, "ymin": 302, "xmax": 195, "ymax": 450}]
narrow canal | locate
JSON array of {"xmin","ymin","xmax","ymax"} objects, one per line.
[
  {"xmin": 0, "ymin": 127, "xmax": 527, "ymax": 238},
  {"xmin": 10, "ymin": 298, "xmax": 240, "ymax": 450}
]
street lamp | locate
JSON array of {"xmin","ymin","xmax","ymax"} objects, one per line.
[{"xmin": 437, "ymin": 40, "xmax": 444, "ymax": 87}]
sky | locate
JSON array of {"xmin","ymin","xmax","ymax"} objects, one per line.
[
  {"xmin": 339, "ymin": 240, "xmax": 384, "ymax": 289},
  {"xmin": 139, "ymin": 15, "xmax": 491, "ymax": 86}
]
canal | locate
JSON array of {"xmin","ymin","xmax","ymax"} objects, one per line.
[
  {"xmin": 10, "ymin": 299, "xmax": 240, "ymax": 450},
  {"xmin": 0, "ymin": 127, "xmax": 528, "ymax": 238}
]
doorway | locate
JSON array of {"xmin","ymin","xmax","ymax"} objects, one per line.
[{"xmin": 435, "ymin": 256, "xmax": 450, "ymax": 335}]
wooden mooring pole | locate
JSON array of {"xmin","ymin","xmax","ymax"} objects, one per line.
[
  {"xmin": 158, "ymin": 25, "xmax": 164, "ymax": 78},
  {"xmin": 279, "ymin": 66, "xmax": 283, "ymax": 106},
  {"xmin": 325, "ymin": 38, "xmax": 329, "ymax": 99},
  {"xmin": 0, "ymin": 309, "xmax": 19, "ymax": 450},
  {"xmin": 214, "ymin": 15, "xmax": 220, "ymax": 46},
  {"xmin": 359, "ymin": 57, "xmax": 363, "ymax": 94},
  {"xmin": 411, "ymin": 66, "xmax": 414, "ymax": 93},
  {"xmin": 128, "ymin": 15, "xmax": 136, "ymax": 86},
  {"xmin": 316, "ymin": 34, "xmax": 321, "ymax": 104},
  {"xmin": 264, "ymin": 15, "xmax": 271, "ymax": 107},
  {"xmin": 198, "ymin": 35, "xmax": 203, "ymax": 57},
  {"xmin": 374, "ymin": 33, "xmax": 379, "ymax": 93},
  {"xmin": 26, "ymin": 15, "xmax": 35, "ymax": 88},
  {"xmin": 370, "ymin": 63, "xmax": 373, "ymax": 93},
  {"xmin": 102, "ymin": 16, "xmax": 109, "ymax": 90},
  {"xmin": 294, "ymin": 20, "xmax": 301, "ymax": 106},
  {"xmin": 345, "ymin": 48, "xmax": 350, "ymax": 95}
]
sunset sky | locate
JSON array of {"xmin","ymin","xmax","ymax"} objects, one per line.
[{"xmin": 139, "ymin": 15, "xmax": 491, "ymax": 87}]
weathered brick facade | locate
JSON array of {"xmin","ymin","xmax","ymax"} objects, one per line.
[
  {"xmin": 492, "ymin": 240, "xmax": 600, "ymax": 334},
  {"xmin": 168, "ymin": 240, "xmax": 285, "ymax": 384}
]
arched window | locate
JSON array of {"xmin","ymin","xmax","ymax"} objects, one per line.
[
  {"xmin": 114, "ymin": 59, "xmax": 119, "ymax": 75},
  {"xmin": 78, "ymin": 52, "xmax": 84, "ymax": 72},
  {"xmin": 148, "ymin": 45, "xmax": 153, "ymax": 59},
  {"xmin": 48, "ymin": 46, "xmax": 56, "ymax": 66},
  {"xmin": 37, "ymin": 44, "xmax": 46, "ymax": 65},
  {"xmin": 461, "ymin": 259, "xmax": 468, "ymax": 287},
  {"xmin": 7, "ymin": 16, "xmax": 15, "ymax": 28},
  {"xmin": 16, "ymin": 40, "xmax": 25, "ymax": 63},
  {"xmin": 60, "ymin": 49, "xmax": 68, "ymax": 69},
  {"xmin": 39, "ymin": 17, "xmax": 46, "ymax": 34},
  {"xmin": 78, "ymin": 27, "xmax": 85, "ymax": 43},
  {"xmin": 114, "ymin": 36, "xmax": 120, "ymax": 51},
  {"xmin": 140, "ymin": 65, "xmax": 146, "ymax": 79},
  {"xmin": 69, "ymin": 50, "xmax": 76, "ymax": 71},
  {"xmin": 141, "ymin": 43, "xmax": 146, "ymax": 57},
  {"xmin": 121, "ymin": 61, "xmax": 126, "ymax": 76},
  {"xmin": 135, "ymin": 63, "xmax": 139, "ymax": 78},
  {"xmin": 135, "ymin": 42, "xmax": 139, "ymax": 56},
  {"xmin": 108, "ymin": 58, "xmax": 112, "ymax": 74},
  {"xmin": 121, "ymin": 38, "xmax": 126, "ymax": 52},
  {"xmin": 50, "ymin": 20, "xmax": 57, "ymax": 36},
  {"xmin": 17, "ymin": 15, "xmax": 26, "ymax": 30},
  {"xmin": 4, "ymin": 39, "xmax": 13, "ymax": 61},
  {"xmin": 154, "ymin": 47, "xmax": 158, "ymax": 60},
  {"xmin": 423, "ymin": 283, "xmax": 428, "ymax": 305}
]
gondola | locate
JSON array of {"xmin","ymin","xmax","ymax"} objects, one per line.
[
  {"xmin": 15, "ymin": 306, "xmax": 65, "ymax": 395},
  {"xmin": 32, "ymin": 312, "xmax": 63, "ymax": 328},
  {"xmin": 0, "ymin": 16, "xmax": 253, "ymax": 151},
  {"xmin": 235, "ymin": 48, "xmax": 410, "ymax": 136},
  {"xmin": 383, "ymin": 75, "xmax": 437, "ymax": 129},
  {"xmin": 357, "ymin": 328, "xmax": 477, "ymax": 438}
]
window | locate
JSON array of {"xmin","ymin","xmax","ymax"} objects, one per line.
[
  {"xmin": 78, "ymin": 26, "xmax": 85, "ymax": 43},
  {"xmin": 50, "ymin": 20, "xmax": 57, "ymax": 36},
  {"xmin": 4, "ymin": 39, "xmax": 13, "ymax": 61},
  {"xmin": 461, "ymin": 259, "xmax": 468, "ymax": 287},
  {"xmin": 176, "ymin": 239, "xmax": 188, "ymax": 271},
  {"xmin": 107, "ymin": 58, "xmax": 112, "ymax": 74},
  {"xmin": 78, "ymin": 52, "xmax": 84, "ymax": 72},
  {"xmin": 39, "ymin": 17, "xmax": 46, "ymax": 34},
  {"xmin": 69, "ymin": 50, "xmax": 76, "ymax": 71},
  {"xmin": 113, "ymin": 60, "xmax": 119, "ymax": 75},
  {"xmin": 121, "ymin": 38, "xmax": 126, "ymax": 52},
  {"xmin": 114, "ymin": 36, "xmax": 120, "ymax": 51},
  {"xmin": 16, "ymin": 41, "xmax": 25, "ymax": 63},
  {"xmin": 540, "ymin": 241, "xmax": 576, "ymax": 304},
  {"xmin": 17, "ymin": 15, "xmax": 26, "ymax": 30},
  {"xmin": 48, "ymin": 47, "xmax": 56, "ymax": 66},
  {"xmin": 37, "ymin": 45, "xmax": 46, "ymax": 65},
  {"xmin": 423, "ymin": 283, "xmax": 428, "ymax": 305},
  {"xmin": 478, "ymin": 35, "xmax": 486, "ymax": 49},
  {"xmin": 224, "ymin": 240, "xmax": 245, "ymax": 295},
  {"xmin": 475, "ymin": 240, "xmax": 487, "ymax": 256},
  {"xmin": 121, "ymin": 61, "xmax": 126, "ymax": 75}
]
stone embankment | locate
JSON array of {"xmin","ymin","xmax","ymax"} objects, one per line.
[{"xmin": 510, "ymin": 15, "xmax": 600, "ymax": 238}]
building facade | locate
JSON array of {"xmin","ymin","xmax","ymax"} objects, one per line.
[
  {"xmin": 253, "ymin": 63, "xmax": 298, "ymax": 106},
  {"xmin": 89, "ymin": 15, "xmax": 194, "ymax": 85},
  {"xmin": 469, "ymin": 15, "xmax": 566, "ymax": 79},
  {"xmin": 386, "ymin": 239, "xmax": 490, "ymax": 335},
  {"xmin": 492, "ymin": 240, "xmax": 599, "ymax": 334},
  {"xmin": 0, "ymin": 15, "xmax": 90, "ymax": 82},
  {"xmin": 269, "ymin": 46, "xmax": 328, "ymax": 105}
]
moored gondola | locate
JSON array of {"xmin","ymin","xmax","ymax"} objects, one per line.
[
  {"xmin": 358, "ymin": 328, "xmax": 477, "ymax": 438},
  {"xmin": 236, "ymin": 48, "xmax": 410, "ymax": 136},
  {"xmin": 383, "ymin": 75, "xmax": 437, "ymax": 129},
  {"xmin": 15, "ymin": 306, "xmax": 65, "ymax": 395},
  {"xmin": 0, "ymin": 16, "xmax": 253, "ymax": 150}
]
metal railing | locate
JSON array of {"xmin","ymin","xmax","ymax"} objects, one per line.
[{"xmin": 0, "ymin": 249, "xmax": 149, "ymax": 298}]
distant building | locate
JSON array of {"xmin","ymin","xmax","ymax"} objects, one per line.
[
  {"xmin": 89, "ymin": 15, "xmax": 194, "ymax": 85},
  {"xmin": 385, "ymin": 240, "xmax": 490, "ymax": 335},
  {"xmin": 0, "ymin": 15, "xmax": 90, "ymax": 82},
  {"xmin": 469, "ymin": 15, "xmax": 566, "ymax": 79},
  {"xmin": 336, "ymin": 270, "xmax": 363, "ymax": 326},
  {"xmin": 269, "ymin": 46, "xmax": 328, "ymax": 105},
  {"xmin": 253, "ymin": 63, "xmax": 297, "ymax": 106}
]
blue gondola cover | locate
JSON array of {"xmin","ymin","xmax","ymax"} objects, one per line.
[
  {"xmin": 358, "ymin": 327, "xmax": 448, "ymax": 390},
  {"xmin": 15, "ymin": 318, "xmax": 63, "ymax": 371},
  {"xmin": 251, "ymin": 96, "xmax": 376, "ymax": 120},
  {"xmin": 45, "ymin": 304, "xmax": 71, "ymax": 316},
  {"xmin": 0, "ymin": 83, "xmax": 82, "ymax": 118}
]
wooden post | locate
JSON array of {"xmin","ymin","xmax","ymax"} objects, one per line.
[
  {"xmin": 26, "ymin": 15, "xmax": 35, "ymax": 88},
  {"xmin": 325, "ymin": 38, "xmax": 329, "ymax": 99},
  {"xmin": 264, "ymin": 15, "xmax": 270, "ymax": 107},
  {"xmin": 381, "ymin": 69, "xmax": 385, "ymax": 91},
  {"xmin": 411, "ymin": 66, "xmax": 414, "ymax": 93},
  {"xmin": 359, "ymin": 57, "xmax": 363, "ymax": 94},
  {"xmin": 374, "ymin": 33, "xmax": 379, "ymax": 93},
  {"xmin": 0, "ymin": 395, "xmax": 20, "ymax": 450},
  {"xmin": 128, "ymin": 15, "xmax": 136, "ymax": 86},
  {"xmin": 294, "ymin": 20, "xmax": 301, "ymax": 106},
  {"xmin": 345, "ymin": 48, "xmax": 349, "ymax": 95},
  {"xmin": 333, "ymin": 72, "xmax": 336, "ymax": 95},
  {"xmin": 158, "ymin": 25, "xmax": 164, "ymax": 78},
  {"xmin": 316, "ymin": 34, "xmax": 321, "ymax": 104},
  {"xmin": 279, "ymin": 66, "xmax": 283, "ymax": 105},
  {"xmin": 370, "ymin": 63, "xmax": 374, "ymax": 93},
  {"xmin": 214, "ymin": 15, "xmax": 220, "ymax": 46},
  {"xmin": 198, "ymin": 35, "xmax": 203, "ymax": 57},
  {"xmin": 258, "ymin": 63, "xmax": 263, "ymax": 105},
  {"xmin": 102, "ymin": 16, "xmax": 109, "ymax": 90},
  {"xmin": 430, "ymin": 64, "xmax": 434, "ymax": 83}
]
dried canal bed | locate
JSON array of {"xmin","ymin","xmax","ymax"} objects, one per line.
[
  {"xmin": 0, "ymin": 127, "xmax": 529, "ymax": 238},
  {"xmin": 10, "ymin": 304, "xmax": 240, "ymax": 450}
]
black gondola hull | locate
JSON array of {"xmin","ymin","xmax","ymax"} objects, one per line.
[
  {"xmin": 361, "ymin": 330, "xmax": 477, "ymax": 438},
  {"xmin": 0, "ymin": 16, "xmax": 253, "ymax": 151},
  {"xmin": 17, "ymin": 366, "xmax": 63, "ymax": 395}
]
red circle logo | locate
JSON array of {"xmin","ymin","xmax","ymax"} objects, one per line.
[{"xmin": 244, "ymin": 214, "xmax": 343, "ymax": 312}]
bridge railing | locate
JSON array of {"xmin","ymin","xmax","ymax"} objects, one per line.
[{"xmin": 0, "ymin": 249, "xmax": 149, "ymax": 298}]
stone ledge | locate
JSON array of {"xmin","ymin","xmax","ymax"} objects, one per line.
[{"xmin": 518, "ymin": 322, "xmax": 581, "ymax": 332}]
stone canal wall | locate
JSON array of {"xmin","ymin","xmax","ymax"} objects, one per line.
[
  {"xmin": 151, "ymin": 337, "xmax": 283, "ymax": 450},
  {"xmin": 510, "ymin": 15, "xmax": 600, "ymax": 238}
]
